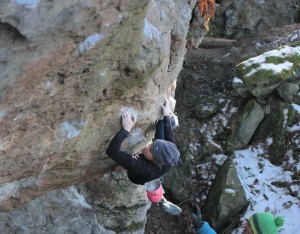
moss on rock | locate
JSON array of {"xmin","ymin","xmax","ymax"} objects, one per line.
[{"xmin": 234, "ymin": 44, "xmax": 300, "ymax": 99}]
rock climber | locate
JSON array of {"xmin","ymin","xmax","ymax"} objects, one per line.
[
  {"xmin": 191, "ymin": 203, "xmax": 285, "ymax": 234},
  {"xmin": 106, "ymin": 98, "xmax": 182, "ymax": 215}
]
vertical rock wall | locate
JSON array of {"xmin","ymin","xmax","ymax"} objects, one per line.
[{"xmin": 0, "ymin": 0, "xmax": 197, "ymax": 211}]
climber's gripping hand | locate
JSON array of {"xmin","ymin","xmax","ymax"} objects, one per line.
[
  {"xmin": 162, "ymin": 97, "xmax": 171, "ymax": 117},
  {"xmin": 121, "ymin": 109, "xmax": 136, "ymax": 132}
]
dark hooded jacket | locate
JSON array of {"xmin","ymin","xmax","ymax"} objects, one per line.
[{"xmin": 106, "ymin": 116, "xmax": 175, "ymax": 185}]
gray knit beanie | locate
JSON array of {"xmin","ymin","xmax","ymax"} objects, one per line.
[{"xmin": 152, "ymin": 139, "xmax": 180, "ymax": 167}]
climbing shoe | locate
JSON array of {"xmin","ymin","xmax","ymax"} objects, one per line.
[
  {"xmin": 159, "ymin": 197, "xmax": 182, "ymax": 215},
  {"xmin": 170, "ymin": 114, "xmax": 179, "ymax": 129}
]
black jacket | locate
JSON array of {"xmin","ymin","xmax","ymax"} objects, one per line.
[{"xmin": 106, "ymin": 116, "xmax": 175, "ymax": 185}]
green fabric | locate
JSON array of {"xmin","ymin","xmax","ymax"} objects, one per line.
[{"xmin": 248, "ymin": 212, "xmax": 285, "ymax": 234}]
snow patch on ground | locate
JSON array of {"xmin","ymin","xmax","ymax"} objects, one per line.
[
  {"xmin": 212, "ymin": 154, "xmax": 228, "ymax": 166},
  {"xmin": 233, "ymin": 145, "xmax": 300, "ymax": 233}
]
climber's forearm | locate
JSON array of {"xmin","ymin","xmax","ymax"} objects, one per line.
[
  {"xmin": 164, "ymin": 116, "xmax": 175, "ymax": 143},
  {"xmin": 106, "ymin": 128, "xmax": 129, "ymax": 160},
  {"xmin": 106, "ymin": 128, "xmax": 138, "ymax": 171}
]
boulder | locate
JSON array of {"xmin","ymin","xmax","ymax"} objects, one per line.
[
  {"xmin": 253, "ymin": 101, "xmax": 295, "ymax": 165},
  {"xmin": 233, "ymin": 44, "xmax": 300, "ymax": 101},
  {"xmin": 277, "ymin": 83, "xmax": 300, "ymax": 103},
  {"xmin": 210, "ymin": 0, "xmax": 299, "ymax": 39},
  {"xmin": 202, "ymin": 157, "xmax": 248, "ymax": 233},
  {"xmin": 0, "ymin": 187, "xmax": 114, "ymax": 234},
  {"xmin": 78, "ymin": 168, "xmax": 150, "ymax": 233},
  {"xmin": 194, "ymin": 95, "xmax": 227, "ymax": 119},
  {"xmin": 0, "ymin": 0, "xmax": 198, "ymax": 210},
  {"xmin": 228, "ymin": 99, "xmax": 264, "ymax": 149},
  {"xmin": 163, "ymin": 143, "xmax": 193, "ymax": 202}
]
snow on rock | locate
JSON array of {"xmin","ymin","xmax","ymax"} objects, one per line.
[
  {"xmin": 242, "ymin": 46, "xmax": 300, "ymax": 68},
  {"xmin": 245, "ymin": 61, "xmax": 293, "ymax": 77}
]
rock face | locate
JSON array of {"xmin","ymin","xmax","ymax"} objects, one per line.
[
  {"xmin": 229, "ymin": 42, "xmax": 300, "ymax": 164},
  {"xmin": 0, "ymin": 187, "xmax": 115, "ymax": 234},
  {"xmin": 202, "ymin": 158, "xmax": 248, "ymax": 233},
  {"xmin": 0, "ymin": 168, "xmax": 150, "ymax": 234},
  {"xmin": 228, "ymin": 99, "xmax": 265, "ymax": 148},
  {"xmin": 209, "ymin": 0, "xmax": 300, "ymax": 39},
  {"xmin": 233, "ymin": 44, "xmax": 300, "ymax": 100},
  {"xmin": 0, "ymin": 0, "xmax": 198, "ymax": 211},
  {"xmin": 78, "ymin": 167, "xmax": 151, "ymax": 233},
  {"xmin": 1, "ymin": 0, "xmax": 300, "ymax": 233}
]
